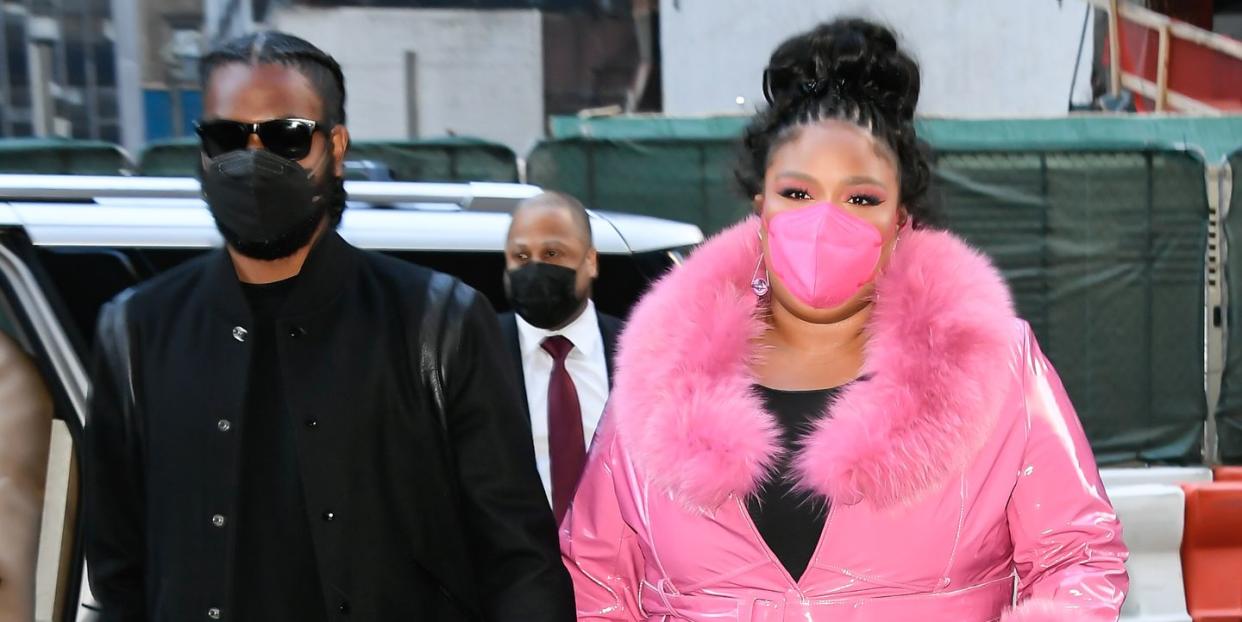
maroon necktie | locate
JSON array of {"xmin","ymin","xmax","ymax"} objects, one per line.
[{"xmin": 542, "ymin": 335, "xmax": 586, "ymax": 523}]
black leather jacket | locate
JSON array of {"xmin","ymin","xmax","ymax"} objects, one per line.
[{"xmin": 84, "ymin": 232, "xmax": 573, "ymax": 622}]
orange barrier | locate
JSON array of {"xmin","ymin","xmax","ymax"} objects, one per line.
[
  {"xmin": 1213, "ymin": 467, "xmax": 1242, "ymax": 483},
  {"xmin": 1180, "ymin": 482, "xmax": 1242, "ymax": 622}
]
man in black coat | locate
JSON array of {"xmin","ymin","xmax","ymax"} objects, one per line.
[
  {"xmin": 83, "ymin": 31, "xmax": 573, "ymax": 622},
  {"xmin": 498, "ymin": 193, "xmax": 623, "ymax": 524}
]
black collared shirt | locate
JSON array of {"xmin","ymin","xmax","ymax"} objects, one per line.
[{"xmin": 233, "ymin": 275, "xmax": 327, "ymax": 622}]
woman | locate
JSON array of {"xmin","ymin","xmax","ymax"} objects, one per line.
[{"xmin": 560, "ymin": 18, "xmax": 1128, "ymax": 622}]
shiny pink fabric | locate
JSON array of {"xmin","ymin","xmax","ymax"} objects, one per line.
[
  {"xmin": 561, "ymin": 218, "xmax": 1128, "ymax": 622},
  {"xmin": 767, "ymin": 202, "xmax": 884, "ymax": 309}
]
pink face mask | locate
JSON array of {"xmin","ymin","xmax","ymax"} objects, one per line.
[{"xmin": 766, "ymin": 202, "xmax": 885, "ymax": 309}]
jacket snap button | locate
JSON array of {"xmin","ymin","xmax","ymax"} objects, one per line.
[
  {"xmin": 211, "ymin": 514, "xmax": 226, "ymax": 528},
  {"xmin": 232, "ymin": 326, "xmax": 248, "ymax": 342},
  {"xmin": 305, "ymin": 418, "xmax": 319, "ymax": 429},
  {"xmin": 217, "ymin": 419, "xmax": 231, "ymax": 432},
  {"xmin": 207, "ymin": 607, "xmax": 221, "ymax": 619},
  {"xmin": 323, "ymin": 510, "xmax": 336, "ymax": 522},
  {"xmin": 338, "ymin": 600, "xmax": 350, "ymax": 614}
]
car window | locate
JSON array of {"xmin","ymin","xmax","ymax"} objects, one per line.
[
  {"xmin": 31, "ymin": 244, "xmax": 683, "ymax": 348},
  {"xmin": 33, "ymin": 247, "xmax": 208, "ymax": 349},
  {"xmin": 594, "ymin": 251, "xmax": 677, "ymax": 319},
  {"xmin": 384, "ymin": 249, "xmax": 680, "ymax": 319},
  {"xmin": 386, "ymin": 249, "xmax": 509, "ymax": 309},
  {"xmin": 137, "ymin": 248, "xmax": 211, "ymax": 274},
  {"xmin": 35, "ymin": 248, "xmax": 144, "ymax": 348},
  {"xmin": 0, "ymin": 282, "xmax": 22, "ymax": 345}
]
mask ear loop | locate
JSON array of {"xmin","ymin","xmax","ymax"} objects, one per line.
[
  {"xmin": 303, "ymin": 132, "xmax": 339, "ymax": 207},
  {"xmin": 303, "ymin": 132, "xmax": 335, "ymax": 179}
]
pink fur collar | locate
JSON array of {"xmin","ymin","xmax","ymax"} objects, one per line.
[{"xmin": 610, "ymin": 217, "xmax": 1017, "ymax": 510}]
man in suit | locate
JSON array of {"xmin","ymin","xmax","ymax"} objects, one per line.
[{"xmin": 499, "ymin": 192, "xmax": 623, "ymax": 524}]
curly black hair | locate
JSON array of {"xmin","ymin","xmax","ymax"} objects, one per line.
[
  {"xmin": 199, "ymin": 31, "xmax": 349, "ymax": 225},
  {"xmin": 736, "ymin": 18, "xmax": 936, "ymax": 228}
]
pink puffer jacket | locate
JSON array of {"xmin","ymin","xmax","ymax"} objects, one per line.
[{"xmin": 561, "ymin": 218, "xmax": 1128, "ymax": 622}]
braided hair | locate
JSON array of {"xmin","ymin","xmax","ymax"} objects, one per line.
[{"xmin": 736, "ymin": 18, "xmax": 936, "ymax": 228}]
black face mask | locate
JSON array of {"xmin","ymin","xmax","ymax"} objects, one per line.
[
  {"xmin": 201, "ymin": 149, "xmax": 333, "ymax": 261},
  {"xmin": 505, "ymin": 262, "xmax": 587, "ymax": 330}
]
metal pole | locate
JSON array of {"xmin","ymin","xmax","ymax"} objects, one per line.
[
  {"xmin": 1206, "ymin": 161, "xmax": 1234, "ymax": 467},
  {"xmin": 1156, "ymin": 25, "xmax": 1171, "ymax": 112},
  {"xmin": 1108, "ymin": 0, "xmax": 1122, "ymax": 97},
  {"xmin": 82, "ymin": 0, "xmax": 100, "ymax": 139},
  {"xmin": 169, "ymin": 69, "xmax": 182, "ymax": 138},
  {"xmin": 0, "ymin": 4, "xmax": 13, "ymax": 136},
  {"xmin": 204, "ymin": 0, "xmax": 220, "ymax": 44},
  {"xmin": 206, "ymin": 0, "xmax": 250, "ymax": 45},
  {"xmin": 111, "ymin": 0, "xmax": 145, "ymax": 154},
  {"xmin": 22, "ymin": 0, "xmax": 43, "ymax": 135},
  {"xmin": 624, "ymin": 0, "xmax": 653, "ymax": 113},
  {"xmin": 26, "ymin": 4, "xmax": 55, "ymax": 137},
  {"xmin": 55, "ymin": 0, "xmax": 69, "ymax": 96}
]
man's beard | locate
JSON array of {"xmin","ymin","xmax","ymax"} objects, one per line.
[
  {"xmin": 218, "ymin": 206, "xmax": 327, "ymax": 261},
  {"xmin": 214, "ymin": 153, "xmax": 339, "ymax": 262}
]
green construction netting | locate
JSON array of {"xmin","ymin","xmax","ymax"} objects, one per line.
[
  {"xmin": 137, "ymin": 136, "xmax": 518, "ymax": 182},
  {"xmin": 0, "ymin": 138, "xmax": 131, "ymax": 175},
  {"xmin": 549, "ymin": 115, "xmax": 1242, "ymax": 161},
  {"xmin": 535, "ymin": 115, "xmax": 1242, "ymax": 236},
  {"xmin": 539, "ymin": 115, "xmax": 1240, "ymax": 233},
  {"xmin": 350, "ymin": 138, "xmax": 518, "ymax": 182},
  {"xmin": 1218, "ymin": 149, "xmax": 1242, "ymax": 464},
  {"xmin": 934, "ymin": 149, "xmax": 1208, "ymax": 464},
  {"xmin": 527, "ymin": 137, "xmax": 753, "ymax": 235}
]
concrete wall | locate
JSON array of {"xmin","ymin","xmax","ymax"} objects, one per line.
[
  {"xmin": 270, "ymin": 6, "xmax": 544, "ymax": 153},
  {"xmin": 659, "ymin": 0, "xmax": 1096, "ymax": 117}
]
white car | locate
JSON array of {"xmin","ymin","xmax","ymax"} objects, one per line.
[{"xmin": 0, "ymin": 174, "xmax": 704, "ymax": 621}]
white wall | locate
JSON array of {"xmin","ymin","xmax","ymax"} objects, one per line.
[
  {"xmin": 269, "ymin": 7, "xmax": 544, "ymax": 153},
  {"xmin": 659, "ymin": 0, "xmax": 1096, "ymax": 117}
]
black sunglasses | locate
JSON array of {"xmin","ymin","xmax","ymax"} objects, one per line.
[{"xmin": 194, "ymin": 117, "xmax": 323, "ymax": 160}]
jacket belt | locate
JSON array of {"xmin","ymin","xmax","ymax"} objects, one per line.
[{"xmin": 640, "ymin": 575, "xmax": 1015, "ymax": 622}]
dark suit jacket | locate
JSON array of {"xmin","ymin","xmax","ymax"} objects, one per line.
[{"xmin": 498, "ymin": 308, "xmax": 622, "ymax": 421}]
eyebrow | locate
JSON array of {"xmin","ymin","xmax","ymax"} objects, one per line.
[
  {"xmin": 776, "ymin": 171, "xmax": 889, "ymax": 187},
  {"xmin": 840, "ymin": 175, "xmax": 888, "ymax": 187},
  {"xmin": 774, "ymin": 171, "xmax": 819, "ymax": 184},
  {"xmin": 508, "ymin": 237, "xmax": 573, "ymax": 249}
]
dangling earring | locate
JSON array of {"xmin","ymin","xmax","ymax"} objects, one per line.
[
  {"xmin": 752, "ymin": 230, "xmax": 770, "ymax": 297},
  {"xmin": 895, "ymin": 215, "xmax": 909, "ymax": 248},
  {"xmin": 751, "ymin": 253, "xmax": 770, "ymax": 297}
]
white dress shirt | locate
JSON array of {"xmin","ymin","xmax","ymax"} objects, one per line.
[{"xmin": 516, "ymin": 300, "xmax": 610, "ymax": 502}]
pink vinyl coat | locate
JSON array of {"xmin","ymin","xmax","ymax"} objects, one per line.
[{"xmin": 561, "ymin": 217, "xmax": 1128, "ymax": 622}]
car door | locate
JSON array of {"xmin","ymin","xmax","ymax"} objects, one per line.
[{"xmin": 0, "ymin": 224, "xmax": 89, "ymax": 622}]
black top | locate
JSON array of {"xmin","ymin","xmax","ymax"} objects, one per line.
[
  {"xmin": 233, "ymin": 276, "xmax": 328, "ymax": 622},
  {"xmin": 747, "ymin": 384, "xmax": 841, "ymax": 582}
]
